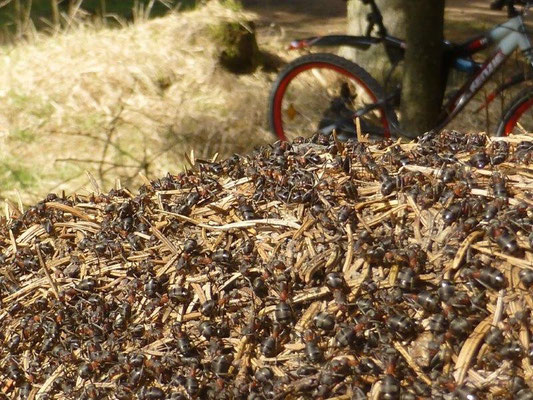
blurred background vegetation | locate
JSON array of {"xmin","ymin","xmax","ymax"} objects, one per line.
[
  {"xmin": 0, "ymin": 0, "xmax": 521, "ymax": 206},
  {"xmin": 0, "ymin": 0, "xmax": 274, "ymax": 205},
  {"xmin": 0, "ymin": 0, "xmax": 197, "ymax": 43}
]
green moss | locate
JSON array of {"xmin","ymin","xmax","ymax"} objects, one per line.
[
  {"xmin": 32, "ymin": 102, "xmax": 54, "ymax": 119},
  {"xmin": 70, "ymin": 112, "xmax": 106, "ymax": 133},
  {"xmin": 0, "ymin": 160, "xmax": 36, "ymax": 189},
  {"xmin": 209, "ymin": 20, "xmax": 261, "ymax": 74},
  {"xmin": 54, "ymin": 163, "xmax": 84, "ymax": 181},
  {"xmin": 9, "ymin": 128, "xmax": 36, "ymax": 143},
  {"xmin": 9, "ymin": 91, "xmax": 34, "ymax": 108},
  {"xmin": 220, "ymin": 0, "xmax": 243, "ymax": 11},
  {"xmin": 8, "ymin": 90, "xmax": 54, "ymax": 119}
]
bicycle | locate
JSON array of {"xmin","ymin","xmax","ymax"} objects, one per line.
[{"xmin": 268, "ymin": 0, "xmax": 533, "ymax": 142}]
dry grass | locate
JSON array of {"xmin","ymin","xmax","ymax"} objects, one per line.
[
  {"xmin": 0, "ymin": 1, "xmax": 278, "ymax": 204},
  {"xmin": 1, "ymin": 0, "xmax": 529, "ymax": 205}
]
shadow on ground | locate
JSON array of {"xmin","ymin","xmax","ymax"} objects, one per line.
[{"xmin": 241, "ymin": 0, "xmax": 528, "ymax": 42}]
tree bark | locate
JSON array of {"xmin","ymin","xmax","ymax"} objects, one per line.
[
  {"xmin": 344, "ymin": 0, "xmax": 406, "ymax": 84},
  {"xmin": 99, "ymin": 0, "xmax": 107, "ymax": 25},
  {"xmin": 399, "ymin": 0, "xmax": 445, "ymax": 137},
  {"xmin": 14, "ymin": 0, "xmax": 21, "ymax": 37},
  {"xmin": 22, "ymin": 0, "xmax": 33, "ymax": 35},
  {"xmin": 50, "ymin": 0, "xmax": 60, "ymax": 28},
  {"xmin": 68, "ymin": 0, "xmax": 75, "ymax": 20}
]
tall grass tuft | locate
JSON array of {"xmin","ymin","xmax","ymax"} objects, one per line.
[{"xmin": 0, "ymin": 0, "xmax": 197, "ymax": 43}]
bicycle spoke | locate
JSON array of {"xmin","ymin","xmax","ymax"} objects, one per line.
[{"xmin": 311, "ymin": 68, "xmax": 329, "ymax": 88}]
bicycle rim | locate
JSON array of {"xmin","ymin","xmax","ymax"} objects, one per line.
[
  {"xmin": 503, "ymin": 97, "xmax": 533, "ymax": 136},
  {"xmin": 271, "ymin": 62, "xmax": 390, "ymax": 142}
]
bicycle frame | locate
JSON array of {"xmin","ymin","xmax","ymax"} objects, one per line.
[
  {"xmin": 435, "ymin": 14, "xmax": 533, "ymax": 132},
  {"xmin": 285, "ymin": 6, "xmax": 533, "ymax": 137}
]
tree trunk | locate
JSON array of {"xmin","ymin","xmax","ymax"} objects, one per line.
[
  {"xmin": 22, "ymin": 0, "xmax": 33, "ymax": 35},
  {"xmin": 399, "ymin": 0, "xmax": 445, "ymax": 137},
  {"xmin": 99, "ymin": 0, "xmax": 107, "ymax": 26},
  {"xmin": 50, "ymin": 0, "xmax": 60, "ymax": 29},
  {"xmin": 13, "ymin": 0, "xmax": 21, "ymax": 37},
  {"xmin": 68, "ymin": 0, "xmax": 75, "ymax": 20},
  {"xmin": 344, "ymin": 0, "xmax": 406, "ymax": 84}
]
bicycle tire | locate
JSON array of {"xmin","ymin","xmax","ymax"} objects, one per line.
[
  {"xmin": 268, "ymin": 53, "xmax": 397, "ymax": 142},
  {"xmin": 496, "ymin": 87, "xmax": 533, "ymax": 136}
]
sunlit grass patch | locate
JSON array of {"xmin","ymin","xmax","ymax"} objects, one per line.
[
  {"xmin": 9, "ymin": 128, "xmax": 36, "ymax": 143},
  {"xmin": 5, "ymin": 90, "xmax": 54, "ymax": 120},
  {"xmin": 0, "ymin": 159, "xmax": 37, "ymax": 190},
  {"xmin": 0, "ymin": 1, "xmax": 273, "ymax": 205}
]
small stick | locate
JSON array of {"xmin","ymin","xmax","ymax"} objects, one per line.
[
  {"xmin": 369, "ymin": 380, "xmax": 382, "ymax": 400},
  {"xmin": 234, "ymin": 336, "xmax": 250, "ymax": 361},
  {"xmin": 190, "ymin": 282, "xmax": 207, "ymax": 304},
  {"xmin": 305, "ymin": 237, "xmax": 317, "ymax": 258},
  {"xmin": 294, "ymin": 250, "xmax": 309, "ymax": 277},
  {"xmin": 342, "ymin": 223, "xmax": 354, "ymax": 273},
  {"xmin": 9, "ymin": 229, "xmax": 17, "ymax": 252},
  {"xmin": 161, "ymin": 210, "xmax": 302, "ymax": 230},
  {"xmin": 346, "ymin": 261, "xmax": 370, "ymax": 302},
  {"xmin": 15, "ymin": 190, "xmax": 24, "ymax": 214},
  {"xmin": 362, "ymin": 205, "xmax": 408, "ymax": 227},
  {"xmin": 454, "ymin": 315, "xmax": 493, "ymax": 384},
  {"xmin": 212, "ymin": 232, "xmax": 227, "ymax": 252},
  {"xmin": 223, "ymin": 176, "xmax": 251, "ymax": 190},
  {"xmin": 86, "ymin": 170, "xmax": 101, "ymax": 195},
  {"xmin": 45, "ymin": 202, "xmax": 92, "ymax": 221},
  {"xmin": 406, "ymin": 195, "xmax": 428, "ymax": 228},
  {"xmin": 36, "ymin": 365, "xmax": 64, "ymax": 396},
  {"xmin": 354, "ymin": 211, "xmax": 372, "ymax": 233},
  {"xmin": 36, "ymin": 245, "xmax": 60, "ymax": 301},
  {"xmin": 138, "ymin": 172, "xmax": 152, "ymax": 187},
  {"xmin": 472, "ymin": 245, "xmax": 532, "ymax": 269},
  {"xmin": 294, "ymin": 301, "xmax": 321, "ymax": 332},
  {"xmin": 393, "ymin": 341, "xmax": 432, "ymax": 385},
  {"xmin": 331, "ymin": 129, "xmax": 344, "ymax": 154},
  {"xmin": 492, "ymin": 290, "xmax": 505, "ymax": 326},
  {"xmin": 219, "ymin": 272, "xmax": 242, "ymax": 292},
  {"xmin": 444, "ymin": 231, "xmax": 484, "ymax": 279},
  {"xmin": 151, "ymin": 226, "xmax": 180, "ymax": 255},
  {"xmin": 355, "ymin": 117, "xmax": 366, "ymax": 143},
  {"xmin": 5, "ymin": 198, "xmax": 23, "ymax": 219},
  {"xmin": 183, "ymin": 150, "xmax": 195, "ymax": 168},
  {"xmin": 293, "ymin": 287, "xmax": 330, "ymax": 304},
  {"xmin": 388, "ymin": 264, "xmax": 399, "ymax": 287},
  {"xmin": 182, "ymin": 311, "xmax": 202, "ymax": 322},
  {"xmin": 292, "ymin": 216, "xmax": 315, "ymax": 240}
]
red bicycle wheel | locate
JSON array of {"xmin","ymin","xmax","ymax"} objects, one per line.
[
  {"xmin": 268, "ymin": 53, "xmax": 396, "ymax": 142},
  {"xmin": 496, "ymin": 87, "xmax": 533, "ymax": 136}
]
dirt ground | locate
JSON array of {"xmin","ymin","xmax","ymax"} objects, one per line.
[{"xmin": 241, "ymin": 0, "xmax": 519, "ymax": 42}]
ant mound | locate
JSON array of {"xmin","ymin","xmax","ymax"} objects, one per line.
[{"xmin": 0, "ymin": 131, "xmax": 533, "ymax": 399}]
